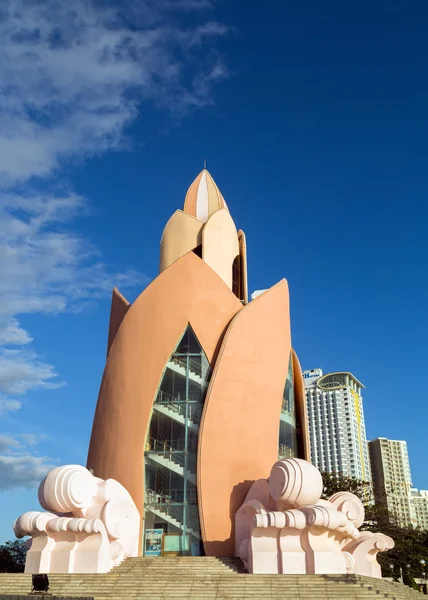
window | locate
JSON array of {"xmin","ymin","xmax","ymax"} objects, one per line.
[
  {"xmin": 279, "ymin": 353, "xmax": 297, "ymax": 459},
  {"xmin": 144, "ymin": 326, "xmax": 209, "ymax": 556},
  {"xmin": 192, "ymin": 244, "xmax": 202, "ymax": 258},
  {"xmin": 232, "ymin": 255, "xmax": 241, "ymax": 299}
]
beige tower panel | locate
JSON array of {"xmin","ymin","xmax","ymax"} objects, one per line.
[
  {"xmin": 159, "ymin": 210, "xmax": 202, "ymax": 272},
  {"xmin": 202, "ymin": 208, "xmax": 239, "ymax": 290}
]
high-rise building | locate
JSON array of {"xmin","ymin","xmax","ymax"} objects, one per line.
[
  {"xmin": 368, "ymin": 438, "xmax": 414, "ymax": 526},
  {"xmin": 410, "ymin": 489, "xmax": 428, "ymax": 530},
  {"xmin": 304, "ymin": 369, "xmax": 371, "ymax": 481},
  {"xmin": 369, "ymin": 437, "xmax": 428, "ymax": 529}
]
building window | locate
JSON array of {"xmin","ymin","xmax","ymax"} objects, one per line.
[
  {"xmin": 144, "ymin": 326, "xmax": 210, "ymax": 557},
  {"xmin": 232, "ymin": 255, "xmax": 241, "ymax": 300},
  {"xmin": 192, "ymin": 244, "xmax": 202, "ymax": 258},
  {"xmin": 279, "ymin": 353, "xmax": 297, "ymax": 459}
]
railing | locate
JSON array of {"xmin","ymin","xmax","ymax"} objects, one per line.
[
  {"xmin": 156, "ymin": 389, "xmax": 177, "ymax": 403},
  {"xmin": 279, "ymin": 444, "xmax": 294, "ymax": 459},
  {"xmin": 155, "ymin": 390, "xmax": 202, "ymax": 424},
  {"xmin": 157, "ymin": 389, "xmax": 203, "ymax": 403},
  {"xmin": 145, "ymin": 438, "xmax": 197, "ymax": 473},
  {"xmin": 146, "ymin": 437, "xmax": 198, "ymax": 453},
  {"xmin": 169, "ymin": 355, "xmax": 207, "ymax": 379},
  {"xmin": 281, "ymin": 401, "xmax": 295, "ymax": 415},
  {"xmin": 145, "ymin": 488, "xmax": 200, "ymax": 533},
  {"xmin": 146, "ymin": 488, "xmax": 198, "ymax": 506}
]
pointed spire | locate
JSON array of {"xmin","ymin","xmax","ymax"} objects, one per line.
[{"xmin": 183, "ymin": 168, "xmax": 228, "ymax": 223}]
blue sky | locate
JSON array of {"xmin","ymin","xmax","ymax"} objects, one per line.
[{"xmin": 1, "ymin": 0, "xmax": 427, "ymax": 542}]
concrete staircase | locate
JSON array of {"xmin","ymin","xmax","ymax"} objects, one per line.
[
  {"xmin": 0, "ymin": 557, "xmax": 424, "ymax": 599},
  {"xmin": 146, "ymin": 452, "xmax": 196, "ymax": 484},
  {"xmin": 145, "ymin": 510, "xmax": 200, "ymax": 541},
  {"xmin": 154, "ymin": 403, "xmax": 200, "ymax": 432}
]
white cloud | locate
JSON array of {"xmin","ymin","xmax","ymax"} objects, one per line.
[
  {"xmin": 0, "ymin": 349, "xmax": 63, "ymax": 396},
  {"xmin": 17, "ymin": 434, "xmax": 47, "ymax": 447},
  {"xmin": 0, "ymin": 455, "xmax": 54, "ymax": 490},
  {"xmin": 0, "ymin": 0, "xmax": 229, "ymax": 184},
  {"xmin": 0, "ymin": 192, "xmax": 142, "ymax": 405},
  {"xmin": 0, "ymin": 434, "xmax": 53, "ymax": 489},
  {"xmin": 0, "ymin": 397, "xmax": 22, "ymax": 415},
  {"xmin": 0, "ymin": 0, "xmax": 229, "ymax": 413},
  {"xmin": 0, "ymin": 191, "xmax": 142, "ymax": 318},
  {"xmin": 0, "ymin": 435, "xmax": 19, "ymax": 453},
  {"xmin": 0, "ymin": 317, "xmax": 32, "ymax": 346}
]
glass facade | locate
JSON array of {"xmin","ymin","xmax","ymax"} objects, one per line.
[
  {"xmin": 232, "ymin": 255, "xmax": 241, "ymax": 300},
  {"xmin": 144, "ymin": 326, "xmax": 210, "ymax": 556},
  {"xmin": 279, "ymin": 353, "xmax": 297, "ymax": 459}
]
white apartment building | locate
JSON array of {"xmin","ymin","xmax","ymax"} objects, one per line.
[
  {"xmin": 368, "ymin": 437, "xmax": 413, "ymax": 526},
  {"xmin": 369, "ymin": 437, "xmax": 428, "ymax": 528},
  {"xmin": 410, "ymin": 489, "xmax": 428, "ymax": 530},
  {"xmin": 304, "ymin": 369, "xmax": 371, "ymax": 481}
]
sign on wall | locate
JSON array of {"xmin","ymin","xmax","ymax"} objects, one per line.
[
  {"xmin": 144, "ymin": 528, "xmax": 164, "ymax": 556},
  {"xmin": 303, "ymin": 369, "xmax": 322, "ymax": 387}
]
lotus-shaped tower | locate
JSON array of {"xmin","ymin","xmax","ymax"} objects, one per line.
[{"xmin": 86, "ymin": 168, "xmax": 310, "ymax": 557}]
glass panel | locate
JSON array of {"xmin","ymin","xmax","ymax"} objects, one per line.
[
  {"xmin": 232, "ymin": 255, "xmax": 241, "ymax": 299},
  {"xmin": 192, "ymin": 245, "xmax": 203, "ymax": 259},
  {"xmin": 144, "ymin": 325, "xmax": 210, "ymax": 556},
  {"xmin": 279, "ymin": 353, "xmax": 297, "ymax": 459}
]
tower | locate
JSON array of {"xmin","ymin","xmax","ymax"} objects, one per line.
[
  {"xmin": 87, "ymin": 169, "xmax": 309, "ymax": 557},
  {"xmin": 304, "ymin": 369, "xmax": 370, "ymax": 481},
  {"xmin": 369, "ymin": 437, "xmax": 414, "ymax": 526}
]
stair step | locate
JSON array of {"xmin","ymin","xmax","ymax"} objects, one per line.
[{"xmin": 0, "ymin": 558, "xmax": 423, "ymax": 599}]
